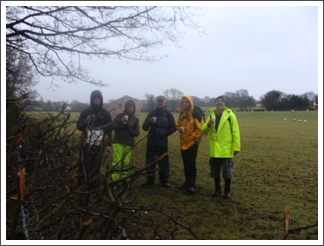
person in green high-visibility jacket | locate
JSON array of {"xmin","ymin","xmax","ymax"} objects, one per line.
[{"xmin": 201, "ymin": 96, "xmax": 241, "ymax": 198}]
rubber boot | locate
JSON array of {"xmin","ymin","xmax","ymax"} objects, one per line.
[
  {"xmin": 177, "ymin": 176, "xmax": 188, "ymax": 189},
  {"xmin": 224, "ymin": 178, "xmax": 231, "ymax": 198},
  {"xmin": 186, "ymin": 176, "xmax": 196, "ymax": 194},
  {"xmin": 212, "ymin": 177, "xmax": 221, "ymax": 197}
]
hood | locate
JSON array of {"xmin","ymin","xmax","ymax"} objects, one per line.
[
  {"xmin": 90, "ymin": 90, "xmax": 103, "ymax": 109},
  {"xmin": 179, "ymin": 96, "xmax": 194, "ymax": 115},
  {"xmin": 123, "ymin": 100, "xmax": 136, "ymax": 116}
]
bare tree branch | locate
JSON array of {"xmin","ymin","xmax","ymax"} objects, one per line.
[{"xmin": 6, "ymin": 6, "xmax": 203, "ymax": 86}]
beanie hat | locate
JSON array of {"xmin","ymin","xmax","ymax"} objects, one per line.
[
  {"xmin": 215, "ymin": 96, "xmax": 225, "ymax": 103},
  {"xmin": 156, "ymin": 95, "xmax": 165, "ymax": 101}
]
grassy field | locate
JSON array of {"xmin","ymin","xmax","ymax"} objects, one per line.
[
  {"xmin": 126, "ymin": 110, "xmax": 318, "ymax": 240},
  {"xmin": 30, "ymin": 110, "xmax": 319, "ymax": 240}
]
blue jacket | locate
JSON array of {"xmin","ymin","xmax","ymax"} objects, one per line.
[{"xmin": 142, "ymin": 106, "xmax": 176, "ymax": 146}]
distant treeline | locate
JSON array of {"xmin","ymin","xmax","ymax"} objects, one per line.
[
  {"xmin": 259, "ymin": 90, "xmax": 318, "ymax": 111},
  {"xmin": 28, "ymin": 89, "xmax": 318, "ymax": 112}
]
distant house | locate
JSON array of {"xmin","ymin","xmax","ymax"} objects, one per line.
[
  {"xmin": 65, "ymin": 105, "xmax": 72, "ymax": 111},
  {"xmin": 104, "ymin": 95, "xmax": 144, "ymax": 121},
  {"xmin": 256, "ymin": 103, "xmax": 263, "ymax": 107},
  {"xmin": 313, "ymin": 101, "xmax": 318, "ymax": 110}
]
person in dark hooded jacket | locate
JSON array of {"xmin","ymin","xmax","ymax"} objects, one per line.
[
  {"xmin": 142, "ymin": 96, "xmax": 176, "ymax": 188},
  {"xmin": 76, "ymin": 90, "xmax": 112, "ymax": 187},
  {"xmin": 111, "ymin": 100, "xmax": 140, "ymax": 181}
]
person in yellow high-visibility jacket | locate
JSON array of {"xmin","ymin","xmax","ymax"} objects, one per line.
[{"xmin": 201, "ymin": 96, "xmax": 241, "ymax": 198}]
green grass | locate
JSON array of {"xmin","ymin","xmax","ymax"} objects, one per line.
[
  {"xmin": 29, "ymin": 110, "xmax": 319, "ymax": 240},
  {"xmin": 28, "ymin": 111, "xmax": 81, "ymax": 134},
  {"xmin": 125, "ymin": 110, "xmax": 318, "ymax": 240}
]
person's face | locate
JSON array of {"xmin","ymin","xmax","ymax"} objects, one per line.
[
  {"xmin": 215, "ymin": 98, "xmax": 225, "ymax": 110},
  {"xmin": 93, "ymin": 95, "xmax": 101, "ymax": 107},
  {"xmin": 156, "ymin": 99, "xmax": 166, "ymax": 109},
  {"xmin": 182, "ymin": 98, "xmax": 191, "ymax": 111},
  {"xmin": 126, "ymin": 105, "xmax": 134, "ymax": 114}
]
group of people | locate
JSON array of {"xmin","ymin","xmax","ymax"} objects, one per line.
[{"xmin": 76, "ymin": 90, "xmax": 241, "ymax": 198}]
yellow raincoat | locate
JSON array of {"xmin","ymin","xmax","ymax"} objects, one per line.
[
  {"xmin": 175, "ymin": 96, "xmax": 204, "ymax": 150},
  {"xmin": 201, "ymin": 107, "xmax": 241, "ymax": 158}
]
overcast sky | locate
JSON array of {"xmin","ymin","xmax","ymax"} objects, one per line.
[
  {"xmin": 2, "ymin": 3, "xmax": 323, "ymax": 243},
  {"xmin": 3, "ymin": 2, "xmax": 322, "ymax": 105}
]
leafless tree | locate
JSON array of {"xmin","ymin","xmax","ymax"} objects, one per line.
[
  {"xmin": 203, "ymin": 96, "xmax": 210, "ymax": 104},
  {"xmin": 223, "ymin": 92, "xmax": 237, "ymax": 108},
  {"xmin": 235, "ymin": 89, "xmax": 249, "ymax": 110},
  {"xmin": 233, "ymin": 89, "xmax": 256, "ymax": 110},
  {"xmin": 143, "ymin": 94, "xmax": 156, "ymax": 112},
  {"xmin": 6, "ymin": 46, "xmax": 38, "ymax": 99},
  {"xmin": 300, "ymin": 91, "xmax": 316, "ymax": 103},
  {"xmin": 163, "ymin": 88, "xmax": 184, "ymax": 112},
  {"xmin": 6, "ymin": 6, "xmax": 203, "ymax": 87},
  {"xmin": 6, "ymin": 6, "xmax": 204, "ymax": 240}
]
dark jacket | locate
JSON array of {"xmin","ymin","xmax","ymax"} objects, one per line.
[
  {"xmin": 76, "ymin": 90, "xmax": 112, "ymax": 146},
  {"xmin": 142, "ymin": 106, "xmax": 176, "ymax": 146},
  {"xmin": 112, "ymin": 113, "xmax": 139, "ymax": 147}
]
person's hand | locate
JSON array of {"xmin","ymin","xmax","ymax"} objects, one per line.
[
  {"xmin": 106, "ymin": 146, "xmax": 112, "ymax": 154},
  {"xmin": 233, "ymin": 151, "xmax": 239, "ymax": 156},
  {"xmin": 121, "ymin": 116, "xmax": 127, "ymax": 123},
  {"xmin": 86, "ymin": 114, "xmax": 92, "ymax": 120},
  {"xmin": 208, "ymin": 118, "xmax": 215, "ymax": 127},
  {"xmin": 149, "ymin": 117, "xmax": 156, "ymax": 123}
]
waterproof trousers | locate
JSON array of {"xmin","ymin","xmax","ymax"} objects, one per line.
[
  {"xmin": 180, "ymin": 143, "xmax": 199, "ymax": 177},
  {"xmin": 112, "ymin": 143, "xmax": 133, "ymax": 180},
  {"xmin": 145, "ymin": 145, "xmax": 169, "ymax": 184}
]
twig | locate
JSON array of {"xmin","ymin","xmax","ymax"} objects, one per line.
[
  {"xmin": 154, "ymin": 207, "xmax": 198, "ymax": 240},
  {"xmin": 150, "ymin": 217, "xmax": 166, "ymax": 240},
  {"xmin": 284, "ymin": 222, "xmax": 318, "ymax": 240}
]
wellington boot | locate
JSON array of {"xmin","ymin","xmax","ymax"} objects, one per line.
[
  {"xmin": 224, "ymin": 178, "xmax": 231, "ymax": 198},
  {"xmin": 224, "ymin": 189, "xmax": 231, "ymax": 198},
  {"xmin": 177, "ymin": 177, "xmax": 188, "ymax": 189},
  {"xmin": 212, "ymin": 177, "xmax": 221, "ymax": 197},
  {"xmin": 177, "ymin": 182, "xmax": 188, "ymax": 189},
  {"xmin": 212, "ymin": 187, "xmax": 221, "ymax": 197},
  {"xmin": 186, "ymin": 176, "xmax": 196, "ymax": 194}
]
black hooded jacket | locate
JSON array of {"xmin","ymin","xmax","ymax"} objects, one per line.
[
  {"xmin": 76, "ymin": 90, "xmax": 112, "ymax": 146},
  {"xmin": 142, "ymin": 106, "xmax": 176, "ymax": 146},
  {"xmin": 112, "ymin": 100, "xmax": 140, "ymax": 147}
]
